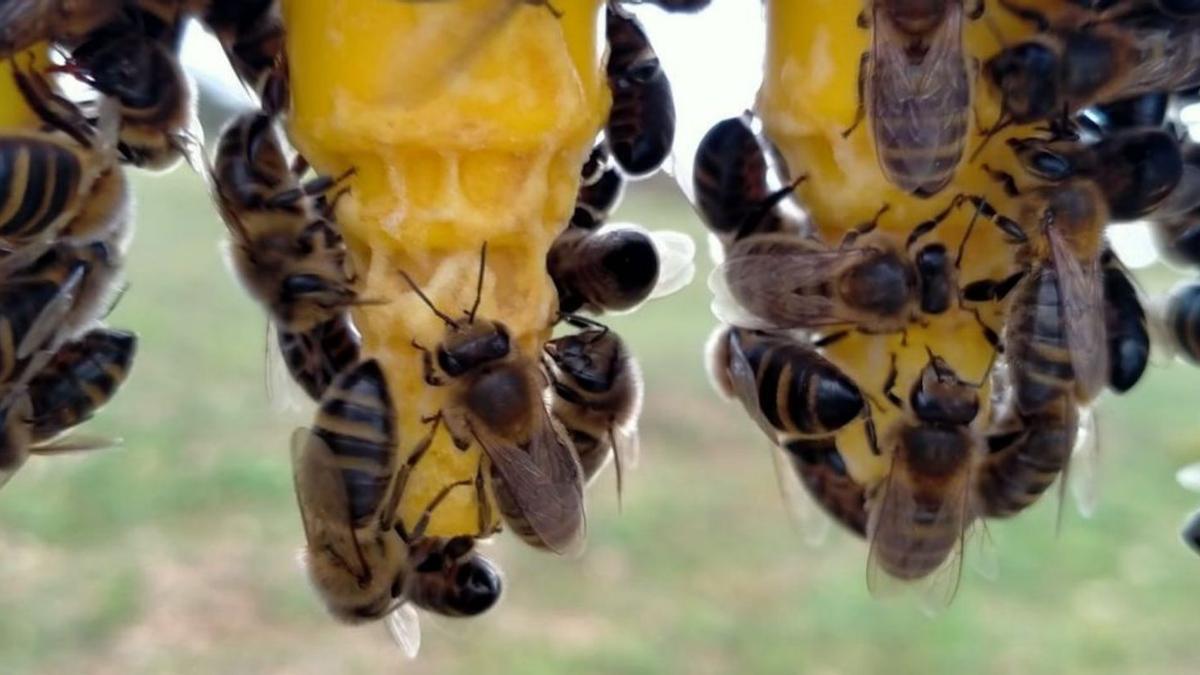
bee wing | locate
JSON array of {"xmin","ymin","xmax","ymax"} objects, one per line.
[
  {"xmin": 265, "ymin": 321, "xmax": 311, "ymax": 414},
  {"xmin": 724, "ymin": 329, "xmax": 777, "ymax": 442},
  {"xmin": 289, "ymin": 427, "xmax": 368, "ymax": 578},
  {"xmin": 613, "ymin": 352, "xmax": 644, "ymax": 471},
  {"xmin": 472, "ymin": 410, "xmax": 587, "ymax": 556},
  {"xmin": 1177, "ymin": 461, "xmax": 1200, "ymax": 493},
  {"xmin": 385, "ymin": 603, "xmax": 422, "ymax": 660},
  {"xmin": 1048, "ymin": 229, "xmax": 1108, "ymax": 403},
  {"xmin": 711, "ymin": 245, "xmax": 864, "ymax": 330},
  {"xmin": 381, "ymin": 0, "xmax": 527, "ymax": 108},
  {"xmin": 771, "ymin": 443, "xmax": 831, "ymax": 548},
  {"xmin": 866, "ymin": 459, "xmax": 970, "ymax": 611},
  {"xmin": 17, "ymin": 263, "xmax": 84, "ymax": 359},
  {"xmin": 1068, "ymin": 406, "xmax": 1102, "ymax": 519},
  {"xmin": 646, "ymin": 229, "xmax": 696, "ymax": 300}
]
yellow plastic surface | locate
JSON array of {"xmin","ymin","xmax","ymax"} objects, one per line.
[
  {"xmin": 0, "ymin": 47, "xmax": 47, "ymax": 127},
  {"xmin": 759, "ymin": 1, "xmax": 1055, "ymax": 486},
  {"xmin": 283, "ymin": 0, "xmax": 609, "ymax": 536}
]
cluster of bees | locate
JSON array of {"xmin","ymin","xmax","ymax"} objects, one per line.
[
  {"xmin": 695, "ymin": 0, "xmax": 1200, "ymax": 600},
  {"xmin": 0, "ymin": 0, "xmax": 705, "ymax": 651}
]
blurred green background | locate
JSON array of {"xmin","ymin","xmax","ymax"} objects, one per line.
[{"xmin": 0, "ymin": 167, "xmax": 1197, "ymax": 674}]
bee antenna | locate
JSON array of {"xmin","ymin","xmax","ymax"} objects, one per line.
[
  {"xmin": 970, "ymin": 111, "xmax": 1011, "ymax": 162},
  {"xmin": 398, "ymin": 270, "xmax": 460, "ymax": 328},
  {"xmin": 467, "ymin": 242, "xmax": 488, "ymax": 323}
]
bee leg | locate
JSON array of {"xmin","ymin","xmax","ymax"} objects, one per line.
[
  {"xmin": 883, "ymin": 353, "xmax": 902, "ymax": 409},
  {"xmin": 440, "ymin": 410, "xmax": 474, "ymax": 451},
  {"xmin": 996, "ymin": 0, "xmax": 1049, "ymax": 31},
  {"xmin": 407, "ymin": 479, "xmax": 475, "ymax": 541},
  {"xmin": 839, "ymin": 203, "xmax": 888, "ymax": 249},
  {"xmin": 955, "ymin": 195, "xmax": 1025, "ymax": 269},
  {"xmin": 10, "ymin": 59, "xmax": 96, "ymax": 149},
  {"xmin": 266, "ymin": 168, "xmax": 357, "ymax": 209},
  {"xmin": 980, "ymin": 163, "xmax": 1022, "ymax": 198},
  {"xmin": 840, "ymin": 52, "xmax": 870, "ymax": 139},
  {"xmin": 905, "ymin": 198, "xmax": 962, "ymax": 249},
  {"xmin": 472, "ymin": 461, "xmax": 496, "ymax": 535},
  {"xmin": 814, "ymin": 330, "xmax": 849, "ymax": 348},
  {"xmin": 529, "ymin": 0, "xmax": 563, "ymax": 18},
  {"xmin": 411, "ymin": 340, "xmax": 446, "ymax": 387}
]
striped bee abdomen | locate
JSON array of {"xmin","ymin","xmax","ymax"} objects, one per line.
[
  {"xmin": 0, "ymin": 136, "xmax": 84, "ymax": 242},
  {"xmin": 27, "ymin": 328, "xmax": 137, "ymax": 441}
]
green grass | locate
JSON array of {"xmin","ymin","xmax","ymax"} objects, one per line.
[{"xmin": 0, "ymin": 170, "xmax": 1198, "ymax": 674}]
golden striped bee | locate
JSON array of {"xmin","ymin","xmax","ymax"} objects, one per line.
[
  {"xmin": 404, "ymin": 244, "xmax": 587, "ymax": 554},
  {"xmin": 975, "ymin": 395, "xmax": 1078, "ymax": 519},
  {"xmin": 2, "ymin": 60, "xmax": 125, "ymax": 248},
  {"xmin": 0, "ymin": 327, "xmax": 137, "ymax": 490},
  {"xmin": 845, "ymin": 0, "xmax": 980, "ymax": 197},
  {"xmin": 780, "ymin": 437, "xmax": 869, "ymax": 539},
  {"xmin": 543, "ymin": 323, "xmax": 643, "ymax": 500},
  {"xmin": 273, "ymin": 314, "xmax": 362, "ymax": 402},
  {"xmin": 868, "ymin": 352, "xmax": 983, "ymax": 603}
]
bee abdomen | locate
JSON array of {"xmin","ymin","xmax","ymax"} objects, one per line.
[
  {"xmin": 1167, "ymin": 280, "xmax": 1200, "ymax": 363},
  {"xmin": 605, "ymin": 5, "xmax": 675, "ymax": 177},
  {"xmin": 977, "ymin": 411, "xmax": 1077, "ymax": 518},
  {"xmin": 0, "ymin": 137, "xmax": 84, "ymax": 241},
  {"xmin": 758, "ymin": 345, "xmax": 864, "ymax": 435},
  {"xmin": 567, "ymin": 429, "xmax": 609, "ymax": 483},
  {"xmin": 783, "ymin": 438, "xmax": 868, "ymax": 537},
  {"xmin": 313, "ymin": 360, "xmax": 395, "ymax": 525},
  {"xmin": 1007, "ymin": 269, "xmax": 1075, "ymax": 413},
  {"xmin": 26, "ymin": 328, "xmax": 137, "ymax": 441},
  {"xmin": 279, "ymin": 313, "xmax": 362, "ymax": 400},
  {"xmin": 1101, "ymin": 252, "xmax": 1148, "ymax": 392}
]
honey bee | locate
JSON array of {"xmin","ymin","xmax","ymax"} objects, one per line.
[
  {"xmin": 571, "ymin": 144, "xmax": 626, "ymax": 232},
  {"xmin": 403, "ymin": 244, "xmax": 587, "ymax": 554},
  {"xmin": 780, "ymin": 437, "xmax": 869, "ymax": 538},
  {"xmin": 606, "ymin": 2, "xmax": 675, "ymax": 178},
  {"xmin": 868, "ymin": 352, "xmax": 982, "ymax": 598},
  {"xmin": 1182, "ymin": 508, "xmax": 1200, "ymax": 556},
  {"xmin": 200, "ymin": 0, "xmax": 285, "ymax": 104},
  {"xmin": 995, "ymin": 128, "xmax": 1187, "ymax": 221},
  {"xmin": 709, "ymin": 326, "xmax": 875, "ymax": 446},
  {"xmin": 692, "ymin": 112, "xmax": 809, "ymax": 248},
  {"xmin": 844, "ymin": 0, "xmax": 980, "ymax": 197},
  {"xmin": 56, "ymin": 10, "xmax": 201, "ymax": 172},
  {"xmin": 1152, "ymin": 214, "xmax": 1200, "ymax": 269},
  {"xmin": 274, "ymin": 313, "xmax": 362, "ymax": 402},
  {"xmin": 983, "ymin": 4, "xmax": 1200, "ymax": 143},
  {"xmin": 1083, "ymin": 91, "xmax": 1169, "ymax": 134},
  {"xmin": 547, "ymin": 224, "xmax": 694, "ymax": 315},
  {"xmin": 0, "ymin": 327, "xmax": 136, "ymax": 490},
  {"xmin": 211, "ymin": 110, "xmax": 358, "ymax": 334},
  {"xmin": 710, "ymin": 201, "xmax": 966, "ymax": 339},
  {"xmin": 292, "ymin": 359, "xmax": 501, "ymax": 654},
  {"xmin": 961, "ymin": 182, "xmax": 1109, "ymax": 409},
  {"xmin": 975, "ymin": 396, "xmax": 1079, "ymax": 518},
  {"xmin": 1, "ymin": 61, "xmax": 125, "ymax": 248},
  {"xmin": 1165, "ymin": 279, "xmax": 1200, "ymax": 363},
  {"xmin": 543, "ymin": 323, "xmax": 642, "ymax": 500},
  {"xmin": 0, "ymin": 0, "xmax": 121, "ymax": 57},
  {"xmin": 1100, "ymin": 248, "xmax": 1149, "ymax": 392}
]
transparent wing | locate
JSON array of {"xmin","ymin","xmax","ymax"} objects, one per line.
[
  {"xmin": 647, "ymin": 229, "xmax": 696, "ymax": 300},
  {"xmin": 771, "ymin": 442, "xmax": 831, "ymax": 548},
  {"xmin": 385, "ymin": 603, "xmax": 422, "ymax": 660},
  {"xmin": 712, "ymin": 242, "xmax": 864, "ymax": 330},
  {"xmin": 265, "ymin": 322, "xmax": 311, "ymax": 414},
  {"xmin": 866, "ymin": 458, "xmax": 970, "ymax": 611},
  {"xmin": 1048, "ymin": 230, "xmax": 1108, "ymax": 403},
  {"xmin": 289, "ymin": 427, "xmax": 366, "ymax": 578},
  {"xmin": 706, "ymin": 232, "xmax": 726, "ymax": 266},
  {"xmin": 17, "ymin": 264, "xmax": 84, "ymax": 359},
  {"xmin": 472, "ymin": 409, "xmax": 587, "ymax": 556},
  {"xmin": 707, "ymin": 264, "xmax": 777, "ymax": 329},
  {"xmin": 968, "ymin": 519, "xmax": 999, "ymax": 583},
  {"xmin": 1177, "ymin": 461, "xmax": 1200, "ymax": 493},
  {"xmin": 614, "ymin": 352, "xmax": 645, "ymax": 470},
  {"xmin": 723, "ymin": 329, "xmax": 777, "ymax": 441},
  {"xmin": 381, "ymin": 0, "xmax": 528, "ymax": 108},
  {"xmin": 1069, "ymin": 406, "xmax": 1101, "ymax": 519}
]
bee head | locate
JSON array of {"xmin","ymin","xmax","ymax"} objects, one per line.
[
  {"xmin": 986, "ymin": 41, "xmax": 1060, "ymax": 123},
  {"xmin": 546, "ymin": 328, "xmax": 624, "ymax": 394},
  {"xmin": 437, "ymin": 321, "xmax": 511, "ymax": 377},
  {"xmin": 910, "ymin": 351, "xmax": 979, "ymax": 427}
]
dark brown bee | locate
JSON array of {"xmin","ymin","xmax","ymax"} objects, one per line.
[
  {"xmin": 692, "ymin": 112, "xmax": 808, "ymax": 247},
  {"xmin": 868, "ymin": 353, "xmax": 981, "ymax": 596},
  {"xmin": 1100, "ymin": 248, "xmax": 1149, "ymax": 393},
  {"xmin": 710, "ymin": 327, "xmax": 874, "ymax": 446},
  {"xmin": 548, "ymin": 227, "xmax": 659, "ymax": 314},
  {"xmin": 25, "ymin": 327, "xmax": 137, "ymax": 441},
  {"xmin": 961, "ymin": 182, "xmax": 1109, "ymax": 411},
  {"xmin": 983, "ymin": 4, "xmax": 1200, "ymax": 141},
  {"xmin": 606, "ymin": 2, "xmax": 675, "ymax": 178},
  {"xmin": 0, "ymin": 0, "xmax": 121, "ymax": 57},
  {"xmin": 404, "ymin": 244, "xmax": 586, "ymax": 554},
  {"xmin": 211, "ymin": 110, "xmax": 357, "ymax": 333},
  {"xmin": 712, "ymin": 202, "xmax": 964, "ymax": 338},
  {"xmin": 543, "ymin": 325, "xmax": 642, "ymax": 499},
  {"xmin": 402, "ymin": 534, "xmax": 502, "ymax": 620},
  {"xmin": 1, "ymin": 61, "xmax": 125, "ymax": 248},
  {"xmin": 845, "ymin": 0, "xmax": 979, "ymax": 197},
  {"xmin": 571, "ymin": 144, "xmax": 626, "ymax": 232},
  {"xmin": 201, "ymin": 0, "xmax": 285, "ymax": 105},
  {"xmin": 57, "ymin": 11, "xmax": 199, "ymax": 172},
  {"xmin": 780, "ymin": 437, "xmax": 869, "ymax": 538},
  {"xmin": 275, "ymin": 313, "xmax": 362, "ymax": 402},
  {"xmin": 0, "ymin": 327, "xmax": 136, "ymax": 490},
  {"xmin": 995, "ymin": 128, "xmax": 1186, "ymax": 221},
  {"xmin": 1165, "ymin": 278, "xmax": 1200, "ymax": 363},
  {"xmin": 975, "ymin": 396, "xmax": 1079, "ymax": 518}
]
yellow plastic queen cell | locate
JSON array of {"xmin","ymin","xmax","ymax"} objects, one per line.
[
  {"xmin": 282, "ymin": 0, "xmax": 609, "ymax": 536},
  {"xmin": 759, "ymin": 0, "xmax": 1059, "ymax": 486}
]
